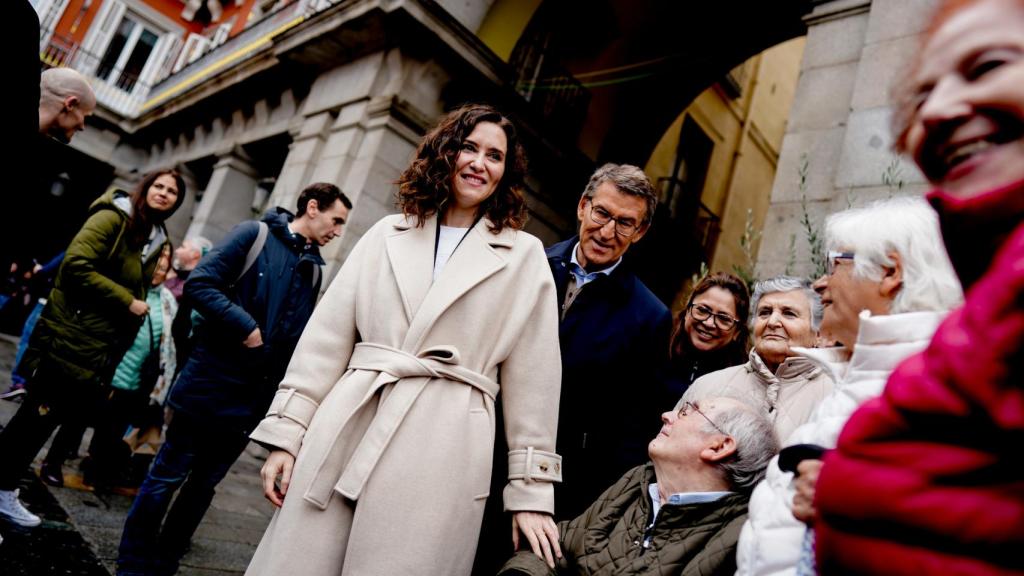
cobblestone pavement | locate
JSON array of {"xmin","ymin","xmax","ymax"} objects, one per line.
[{"xmin": 0, "ymin": 334, "xmax": 274, "ymax": 575}]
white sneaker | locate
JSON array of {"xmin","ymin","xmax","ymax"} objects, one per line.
[
  {"xmin": 0, "ymin": 489, "xmax": 42, "ymax": 527},
  {"xmin": 0, "ymin": 386, "xmax": 27, "ymax": 400}
]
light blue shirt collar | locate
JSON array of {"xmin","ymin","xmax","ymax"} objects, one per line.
[
  {"xmin": 569, "ymin": 242, "xmax": 622, "ymax": 288},
  {"xmin": 647, "ymin": 483, "xmax": 731, "ymax": 520}
]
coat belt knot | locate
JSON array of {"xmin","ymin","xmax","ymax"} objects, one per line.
[{"xmin": 303, "ymin": 342, "xmax": 499, "ymax": 509}]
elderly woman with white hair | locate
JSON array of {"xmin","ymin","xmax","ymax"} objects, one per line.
[
  {"xmin": 678, "ymin": 275, "xmax": 833, "ymax": 444},
  {"xmin": 734, "ymin": 196, "xmax": 962, "ymax": 576}
]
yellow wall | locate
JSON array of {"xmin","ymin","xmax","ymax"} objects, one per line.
[
  {"xmin": 477, "ymin": 0, "xmax": 544, "ymax": 61},
  {"xmin": 644, "ymin": 37, "xmax": 805, "ymax": 292}
]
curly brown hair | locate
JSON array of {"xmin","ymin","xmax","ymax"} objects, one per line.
[{"xmin": 396, "ymin": 104, "xmax": 528, "ymax": 232}]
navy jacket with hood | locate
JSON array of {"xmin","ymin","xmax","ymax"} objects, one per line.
[{"xmin": 168, "ymin": 208, "xmax": 325, "ymax": 429}]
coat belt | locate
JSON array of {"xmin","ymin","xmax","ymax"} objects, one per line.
[{"xmin": 302, "ymin": 342, "xmax": 499, "ymax": 509}]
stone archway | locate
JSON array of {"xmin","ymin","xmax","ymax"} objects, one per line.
[
  {"xmin": 503, "ymin": 0, "xmax": 813, "ymax": 166},
  {"xmin": 497, "ymin": 0, "xmax": 814, "ymax": 304}
]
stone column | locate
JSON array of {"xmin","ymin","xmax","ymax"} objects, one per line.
[
  {"xmin": 757, "ymin": 0, "xmax": 936, "ymax": 277},
  {"xmin": 306, "ymin": 95, "xmax": 425, "ymax": 278},
  {"xmin": 268, "ymin": 110, "xmax": 335, "ymax": 215},
  {"xmin": 265, "ymin": 48, "xmax": 447, "ymax": 280},
  {"xmin": 163, "ymin": 164, "xmax": 199, "ymax": 246},
  {"xmin": 186, "ymin": 147, "xmax": 260, "ymax": 244}
]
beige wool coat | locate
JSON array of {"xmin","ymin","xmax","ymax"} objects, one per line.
[
  {"xmin": 245, "ymin": 213, "xmax": 563, "ymax": 576},
  {"xmin": 678, "ymin": 348, "xmax": 834, "ymax": 444}
]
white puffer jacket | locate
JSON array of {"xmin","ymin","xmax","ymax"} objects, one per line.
[{"xmin": 734, "ymin": 310, "xmax": 948, "ymax": 576}]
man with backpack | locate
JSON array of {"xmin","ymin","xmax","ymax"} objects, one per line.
[{"xmin": 116, "ymin": 182, "xmax": 351, "ymax": 576}]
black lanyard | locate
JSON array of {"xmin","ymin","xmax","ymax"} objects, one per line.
[{"xmin": 433, "ymin": 214, "xmax": 482, "ymax": 260}]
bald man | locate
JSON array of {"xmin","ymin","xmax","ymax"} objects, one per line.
[
  {"xmin": 2, "ymin": 67, "xmax": 97, "ymax": 269},
  {"xmin": 38, "ymin": 67, "xmax": 96, "ymax": 144}
]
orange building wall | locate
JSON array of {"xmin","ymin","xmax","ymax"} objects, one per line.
[
  {"xmin": 54, "ymin": 0, "xmax": 102, "ymax": 43},
  {"xmin": 55, "ymin": 0, "xmax": 257, "ymax": 45},
  {"xmin": 229, "ymin": 0, "xmax": 257, "ymax": 36}
]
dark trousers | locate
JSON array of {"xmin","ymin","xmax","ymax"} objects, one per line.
[
  {"xmin": 0, "ymin": 367, "xmax": 104, "ymax": 490},
  {"xmin": 42, "ymin": 414, "xmax": 88, "ymax": 467},
  {"xmin": 116, "ymin": 409, "xmax": 250, "ymax": 576},
  {"xmin": 86, "ymin": 388, "xmax": 153, "ymax": 486}
]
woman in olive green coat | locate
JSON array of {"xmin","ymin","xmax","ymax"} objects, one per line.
[{"xmin": 0, "ymin": 170, "xmax": 184, "ymax": 526}]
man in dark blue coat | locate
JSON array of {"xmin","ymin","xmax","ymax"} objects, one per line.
[
  {"xmin": 473, "ymin": 165, "xmax": 672, "ymax": 574},
  {"xmin": 117, "ymin": 183, "xmax": 351, "ymax": 576},
  {"xmin": 548, "ymin": 163, "xmax": 672, "ymax": 521}
]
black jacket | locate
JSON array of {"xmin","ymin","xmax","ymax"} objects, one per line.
[{"xmin": 168, "ymin": 208, "xmax": 324, "ymax": 429}]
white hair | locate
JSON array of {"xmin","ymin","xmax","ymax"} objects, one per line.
[
  {"xmin": 183, "ymin": 235, "xmax": 213, "ymax": 256},
  {"xmin": 692, "ymin": 393, "xmax": 778, "ymax": 494},
  {"xmin": 825, "ymin": 196, "xmax": 962, "ymax": 314},
  {"xmin": 40, "ymin": 67, "xmax": 96, "ymax": 110},
  {"xmin": 750, "ymin": 275, "xmax": 822, "ymax": 331},
  {"xmin": 699, "ymin": 399, "xmax": 779, "ymax": 493}
]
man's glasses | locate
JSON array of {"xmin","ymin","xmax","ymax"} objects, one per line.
[
  {"xmin": 687, "ymin": 304, "xmax": 738, "ymax": 331},
  {"xmin": 826, "ymin": 251, "xmax": 855, "ymax": 275},
  {"xmin": 678, "ymin": 401, "xmax": 728, "ymax": 436},
  {"xmin": 586, "ymin": 199, "xmax": 641, "ymax": 237}
]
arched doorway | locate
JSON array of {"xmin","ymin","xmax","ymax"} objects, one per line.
[{"xmin": 494, "ymin": 0, "xmax": 813, "ymax": 304}]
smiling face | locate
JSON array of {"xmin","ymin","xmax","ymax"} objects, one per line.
[
  {"xmin": 902, "ymin": 0, "xmax": 1024, "ymax": 198},
  {"xmin": 648, "ymin": 397, "xmax": 743, "ymax": 468},
  {"xmin": 812, "ymin": 254, "xmax": 892, "ymax": 349},
  {"xmin": 575, "ymin": 181, "xmax": 649, "ymax": 270},
  {"xmin": 152, "ymin": 247, "xmax": 171, "ymax": 286},
  {"xmin": 449, "ymin": 121, "xmax": 507, "ymax": 215},
  {"xmin": 683, "ymin": 286, "xmax": 740, "ymax": 353}
]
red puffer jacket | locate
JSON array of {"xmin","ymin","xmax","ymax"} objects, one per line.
[{"xmin": 814, "ymin": 180, "xmax": 1024, "ymax": 575}]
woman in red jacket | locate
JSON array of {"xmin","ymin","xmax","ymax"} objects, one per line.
[{"xmin": 808, "ymin": 0, "xmax": 1024, "ymax": 573}]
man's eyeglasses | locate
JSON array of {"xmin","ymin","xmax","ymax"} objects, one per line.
[
  {"xmin": 678, "ymin": 401, "xmax": 728, "ymax": 436},
  {"xmin": 585, "ymin": 199, "xmax": 641, "ymax": 237},
  {"xmin": 687, "ymin": 304, "xmax": 738, "ymax": 331},
  {"xmin": 826, "ymin": 251, "xmax": 856, "ymax": 275}
]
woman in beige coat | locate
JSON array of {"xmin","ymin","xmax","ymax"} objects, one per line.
[{"xmin": 245, "ymin": 104, "xmax": 563, "ymax": 576}]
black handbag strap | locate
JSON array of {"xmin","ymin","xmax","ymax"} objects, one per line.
[{"xmin": 145, "ymin": 307, "xmax": 157, "ymax": 354}]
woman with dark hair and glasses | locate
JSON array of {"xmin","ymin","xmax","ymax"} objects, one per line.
[
  {"xmin": 675, "ymin": 275, "xmax": 833, "ymax": 444},
  {"xmin": 666, "ymin": 272, "xmax": 751, "ymax": 396},
  {"xmin": 246, "ymin": 104, "xmax": 562, "ymax": 576}
]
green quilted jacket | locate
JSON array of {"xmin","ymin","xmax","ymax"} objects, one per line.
[
  {"xmin": 498, "ymin": 463, "xmax": 748, "ymax": 576},
  {"xmin": 20, "ymin": 189, "xmax": 168, "ymax": 384}
]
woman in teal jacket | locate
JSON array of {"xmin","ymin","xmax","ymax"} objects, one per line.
[
  {"xmin": 0, "ymin": 170, "xmax": 184, "ymax": 527},
  {"xmin": 109, "ymin": 246, "xmax": 178, "ymax": 396}
]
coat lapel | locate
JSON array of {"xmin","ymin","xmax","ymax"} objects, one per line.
[
  {"xmin": 385, "ymin": 215, "xmax": 435, "ymax": 324},
  {"xmin": 402, "ymin": 218, "xmax": 514, "ymax": 351}
]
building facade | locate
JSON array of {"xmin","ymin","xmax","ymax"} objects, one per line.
[{"xmin": 31, "ymin": 0, "xmax": 937, "ymax": 304}]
